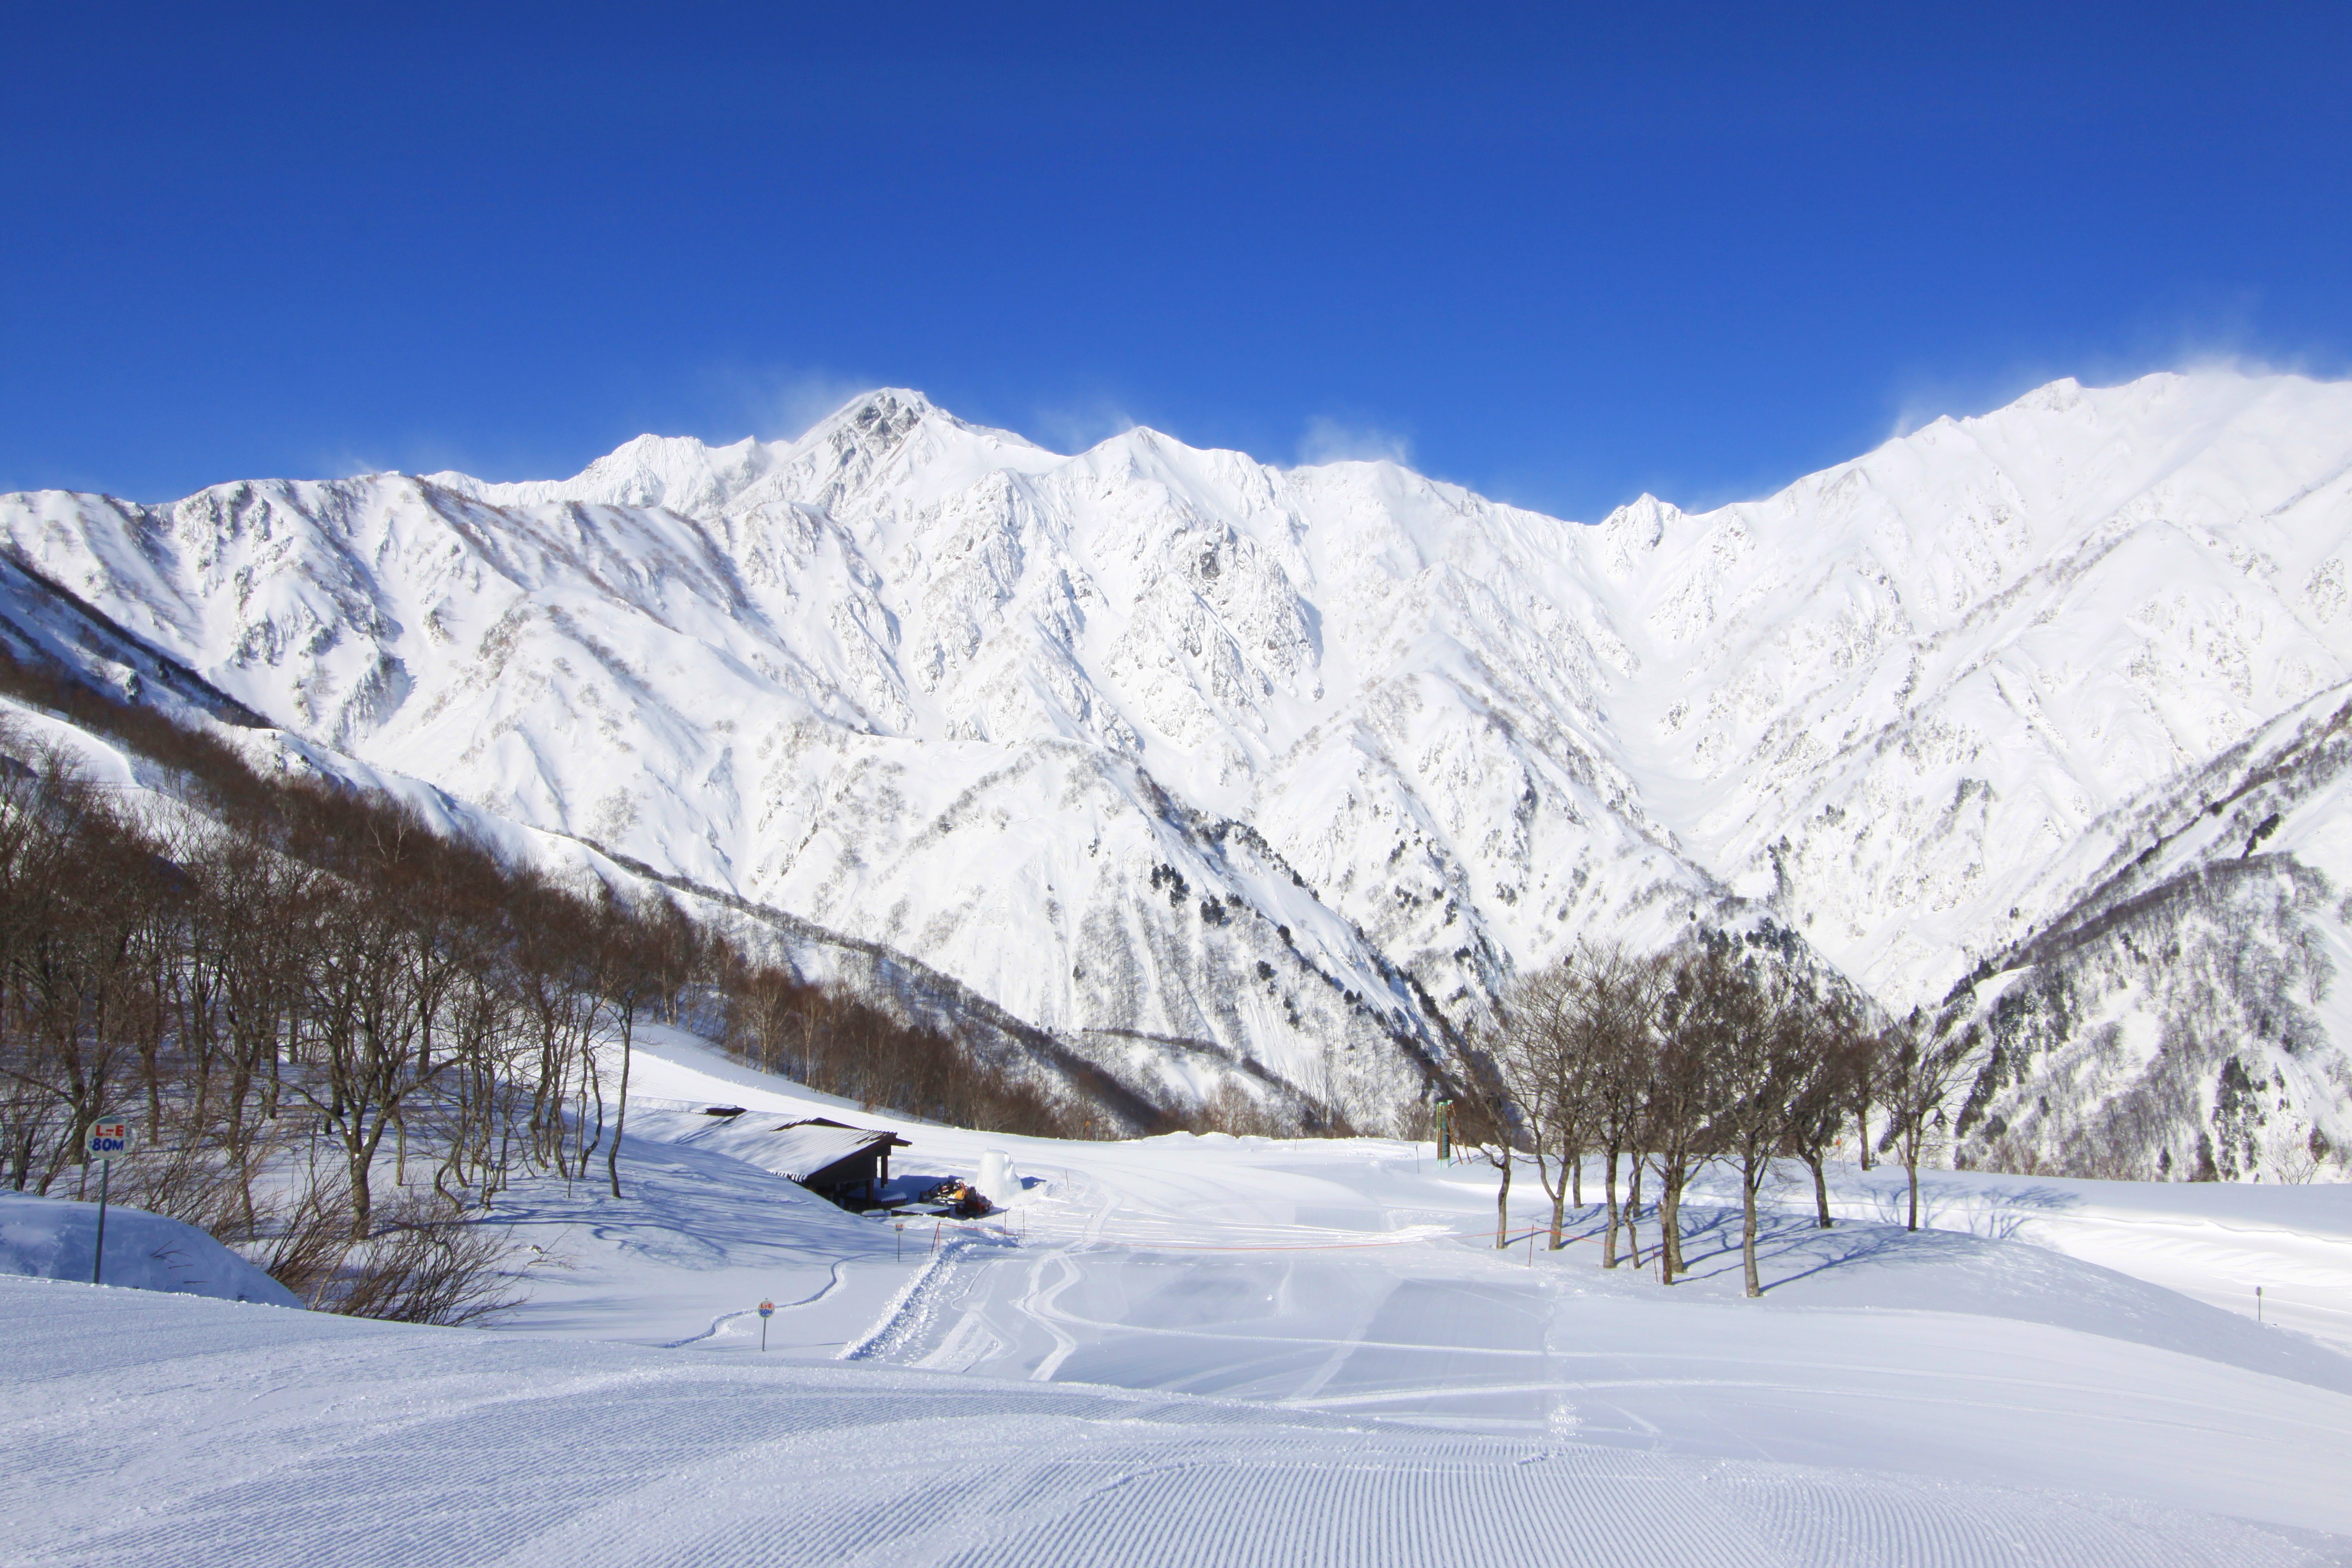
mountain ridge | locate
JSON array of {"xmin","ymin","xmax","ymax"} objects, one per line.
[{"xmin": 6, "ymin": 368, "xmax": 2352, "ymax": 1175}]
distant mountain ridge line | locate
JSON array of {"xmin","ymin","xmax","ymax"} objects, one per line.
[{"xmin": 3, "ymin": 370, "xmax": 2351, "ymax": 1176}]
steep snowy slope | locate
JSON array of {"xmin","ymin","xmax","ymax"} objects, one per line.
[
  {"xmin": 5, "ymin": 372, "xmax": 2352, "ymax": 1158},
  {"xmin": 0, "ymin": 390, "xmax": 1719, "ymax": 1123},
  {"xmin": 1933, "ymin": 682, "xmax": 2352, "ymax": 1180},
  {"xmin": 1615, "ymin": 374, "xmax": 2352, "ymax": 1009}
]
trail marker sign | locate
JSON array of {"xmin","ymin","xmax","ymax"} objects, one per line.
[
  {"xmin": 85, "ymin": 1122, "xmax": 132, "ymax": 1286},
  {"xmin": 757, "ymin": 1298, "xmax": 774, "ymax": 1352}
]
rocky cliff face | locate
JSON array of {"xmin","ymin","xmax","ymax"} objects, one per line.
[{"xmin": 7, "ymin": 372, "xmax": 2352, "ymax": 1166}]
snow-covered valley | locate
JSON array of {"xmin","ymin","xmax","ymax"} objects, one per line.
[
  {"xmin": 7, "ymin": 1032, "xmax": 2351, "ymax": 1566},
  {"xmin": 6, "ymin": 370, "xmax": 2352, "ymax": 1170}
]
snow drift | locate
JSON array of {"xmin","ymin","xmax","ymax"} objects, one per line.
[{"xmin": 0, "ymin": 1191, "xmax": 300, "ymax": 1306}]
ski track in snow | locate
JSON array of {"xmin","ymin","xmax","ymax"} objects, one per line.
[
  {"xmin": 662, "ymin": 1258, "xmax": 851, "ymax": 1349},
  {"xmin": 1019, "ymin": 1250, "xmax": 1085, "ymax": 1382}
]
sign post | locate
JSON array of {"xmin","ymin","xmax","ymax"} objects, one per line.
[
  {"xmin": 757, "ymin": 1298, "xmax": 774, "ymax": 1352},
  {"xmin": 85, "ymin": 1121, "xmax": 131, "ymax": 1286}
]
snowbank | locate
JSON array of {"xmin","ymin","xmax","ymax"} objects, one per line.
[{"xmin": 0, "ymin": 1192, "xmax": 299, "ymax": 1308}]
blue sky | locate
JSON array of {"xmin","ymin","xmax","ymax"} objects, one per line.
[{"xmin": 5, "ymin": 3, "xmax": 2348, "ymax": 520}]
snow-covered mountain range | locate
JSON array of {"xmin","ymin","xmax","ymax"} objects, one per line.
[{"xmin": 5, "ymin": 370, "xmax": 2351, "ymax": 1175}]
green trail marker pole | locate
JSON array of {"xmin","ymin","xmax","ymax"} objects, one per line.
[
  {"xmin": 85, "ymin": 1120, "xmax": 131, "ymax": 1285},
  {"xmin": 757, "ymin": 1298, "xmax": 774, "ymax": 1352}
]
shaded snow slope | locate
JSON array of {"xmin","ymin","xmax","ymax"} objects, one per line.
[
  {"xmin": 9, "ymin": 373, "xmax": 2352, "ymax": 1152},
  {"xmin": 0, "ymin": 1192, "xmax": 298, "ymax": 1307},
  {"xmin": 1932, "ymin": 683, "xmax": 2352, "ymax": 1179}
]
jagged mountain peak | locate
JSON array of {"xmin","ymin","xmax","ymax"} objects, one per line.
[{"xmin": 417, "ymin": 387, "xmax": 1056, "ymax": 524}]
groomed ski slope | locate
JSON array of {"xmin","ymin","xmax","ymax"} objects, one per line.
[{"xmin": 8, "ymin": 1032, "xmax": 2352, "ymax": 1566}]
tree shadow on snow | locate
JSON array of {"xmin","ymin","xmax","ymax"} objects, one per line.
[
  {"xmin": 1562, "ymin": 1199, "xmax": 2352, "ymax": 1395},
  {"xmin": 1853, "ymin": 1181, "xmax": 2080, "ymax": 1239}
]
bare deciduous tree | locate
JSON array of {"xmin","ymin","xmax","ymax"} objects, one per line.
[
  {"xmin": 1786, "ymin": 996, "xmax": 1873, "ymax": 1230},
  {"xmin": 1489, "ymin": 963, "xmax": 1576, "ymax": 1249},
  {"xmin": 1881, "ymin": 1012, "xmax": 1975, "ymax": 1231}
]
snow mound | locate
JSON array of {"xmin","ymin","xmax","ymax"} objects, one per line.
[
  {"xmin": 977, "ymin": 1148, "xmax": 1023, "ymax": 1207},
  {"xmin": 0, "ymin": 1192, "xmax": 299, "ymax": 1308}
]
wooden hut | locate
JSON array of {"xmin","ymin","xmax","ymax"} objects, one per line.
[{"xmin": 765, "ymin": 1118, "xmax": 911, "ymax": 1205}]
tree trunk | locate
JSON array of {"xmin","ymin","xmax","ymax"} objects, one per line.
[
  {"xmin": 1601, "ymin": 1148, "xmax": 1620, "ymax": 1268},
  {"xmin": 1741, "ymin": 1156, "xmax": 1763, "ymax": 1298},
  {"xmin": 1656, "ymin": 1166, "xmax": 1693, "ymax": 1288},
  {"xmin": 1548, "ymin": 1130, "xmax": 1570, "ymax": 1249},
  {"xmin": 606, "ymin": 1009, "xmax": 633, "ymax": 1199},
  {"xmin": 1623, "ymin": 1158, "xmax": 1643, "ymax": 1270},
  {"xmin": 1494, "ymin": 1152, "xmax": 1513, "ymax": 1249},
  {"xmin": 1806, "ymin": 1152, "xmax": 1833, "ymax": 1228},
  {"xmin": 1906, "ymin": 1150, "xmax": 1921, "ymax": 1232},
  {"xmin": 348, "ymin": 1135, "xmax": 374, "ymax": 1242},
  {"xmin": 1658, "ymin": 1165, "xmax": 1679, "ymax": 1285}
]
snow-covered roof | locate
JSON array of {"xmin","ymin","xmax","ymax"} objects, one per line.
[{"xmin": 757, "ymin": 1120, "xmax": 904, "ymax": 1183}]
